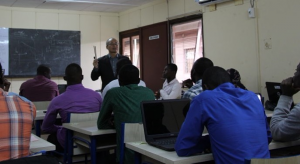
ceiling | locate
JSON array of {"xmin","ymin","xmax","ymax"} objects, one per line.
[{"xmin": 0, "ymin": 0, "xmax": 156, "ymax": 13}]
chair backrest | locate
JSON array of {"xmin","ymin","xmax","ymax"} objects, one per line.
[
  {"xmin": 245, "ymin": 155, "xmax": 300, "ymax": 164},
  {"xmin": 120, "ymin": 123, "xmax": 145, "ymax": 164},
  {"xmin": 124, "ymin": 123, "xmax": 146, "ymax": 143},
  {"xmin": 67, "ymin": 112, "xmax": 99, "ymax": 123},
  {"xmin": 32, "ymin": 101, "xmax": 51, "ymax": 110}
]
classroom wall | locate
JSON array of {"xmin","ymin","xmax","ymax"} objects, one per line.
[
  {"xmin": 119, "ymin": 0, "xmax": 300, "ymax": 102},
  {"xmin": 0, "ymin": 6, "xmax": 119, "ymax": 93}
]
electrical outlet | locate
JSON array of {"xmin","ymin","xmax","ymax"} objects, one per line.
[{"xmin": 248, "ymin": 8, "xmax": 255, "ymax": 18}]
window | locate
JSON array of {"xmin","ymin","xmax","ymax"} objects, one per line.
[
  {"xmin": 120, "ymin": 30, "xmax": 141, "ymax": 75},
  {"xmin": 170, "ymin": 18, "xmax": 203, "ymax": 82}
]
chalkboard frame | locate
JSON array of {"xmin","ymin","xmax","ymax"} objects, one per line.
[{"xmin": 8, "ymin": 28, "xmax": 81, "ymax": 77}]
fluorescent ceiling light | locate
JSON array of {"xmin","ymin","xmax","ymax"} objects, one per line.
[{"xmin": 45, "ymin": 0, "xmax": 139, "ymax": 6}]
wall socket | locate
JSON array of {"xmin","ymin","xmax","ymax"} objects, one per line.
[{"xmin": 248, "ymin": 8, "xmax": 255, "ymax": 18}]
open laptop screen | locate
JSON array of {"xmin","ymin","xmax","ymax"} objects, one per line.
[
  {"xmin": 265, "ymin": 82, "xmax": 282, "ymax": 103},
  {"xmin": 57, "ymin": 84, "xmax": 67, "ymax": 94},
  {"xmin": 141, "ymin": 99, "xmax": 190, "ymax": 137}
]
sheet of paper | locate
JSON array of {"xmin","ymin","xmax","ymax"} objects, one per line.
[{"xmin": 30, "ymin": 134, "xmax": 39, "ymax": 142}]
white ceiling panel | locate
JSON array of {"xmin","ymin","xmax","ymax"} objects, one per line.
[
  {"xmin": 0, "ymin": 0, "xmax": 155, "ymax": 12},
  {"xmin": 0, "ymin": 0, "xmax": 17, "ymax": 6}
]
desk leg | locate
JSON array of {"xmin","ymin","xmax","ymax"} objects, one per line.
[
  {"xmin": 67, "ymin": 130, "xmax": 73, "ymax": 164},
  {"xmin": 35, "ymin": 120, "xmax": 41, "ymax": 137},
  {"xmin": 134, "ymin": 152, "xmax": 141, "ymax": 164},
  {"xmin": 90, "ymin": 136, "xmax": 97, "ymax": 164}
]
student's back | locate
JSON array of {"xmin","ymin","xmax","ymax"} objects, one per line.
[
  {"xmin": 175, "ymin": 66, "xmax": 270, "ymax": 164},
  {"xmin": 20, "ymin": 65, "xmax": 58, "ymax": 101}
]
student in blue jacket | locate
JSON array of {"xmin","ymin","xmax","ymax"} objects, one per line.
[{"xmin": 175, "ymin": 66, "xmax": 271, "ymax": 164}]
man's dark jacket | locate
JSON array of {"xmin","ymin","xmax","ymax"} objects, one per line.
[{"xmin": 91, "ymin": 54, "xmax": 127, "ymax": 91}]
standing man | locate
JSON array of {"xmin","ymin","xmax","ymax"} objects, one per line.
[
  {"xmin": 182, "ymin": 57, "xmax": 214, "ymax": 100},
  {"xmin": 0, "ymin": 63, "xmax": 36, "ymax": 162},
  {"xmin": 91, "ymin": 38, "xmax": 128, "ymax": 91},
  {"xmin": 175, "ymin": 66, "xmax": 271, "ymax": 163},
  {"xmin": 271, "ymin": 62, "xmax": 300, "ymax": 141},
  {"xmin": 20, "ymin": 64, "xmax": 59, "ymax": 101},
  {"xmin": 155, "ymin": 63, "xmax": 181, "ymax": 99},
  {"xmin": 42, "ymin": 63, "xmax": 102, "ymax": 152}
]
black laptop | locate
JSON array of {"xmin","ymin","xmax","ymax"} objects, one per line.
[
  {"xmin": 265, "ymin": 82, "xmax": 282, "ymax": 103},
  {"xmin": 57, "ymin": 84, "xmax": 67, "ymax": 94},
  {"xmin": 140, "ymin": 99, "xmax": 190, "ymax": 151}
]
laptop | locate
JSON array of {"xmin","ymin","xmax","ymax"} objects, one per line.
[
  {"xmin": 57, "ymin": 84, "xmax": 67, "ymax": 94},
  {"xmin": 265, "ymin": 82, "xmax": 282, "ymax": 103},
  {"xmin": 140, "ymin": 99, "xmax": 190, "ymax": 151}
]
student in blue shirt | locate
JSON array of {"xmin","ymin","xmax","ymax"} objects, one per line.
[{"xmin": 175, "ymin": 66, "xmax": 271, "ymax": 164}]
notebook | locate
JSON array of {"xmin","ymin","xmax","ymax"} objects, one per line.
[
  {"xmin": 140, "ymin": 99, "xmax": 190, "ymax": 151},
  {"xmin": 265, "ymin": 82, "xmax": 282, "ymax": 103}
]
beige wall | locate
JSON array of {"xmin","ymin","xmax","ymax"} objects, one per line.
[
  {"xmin": 1, "ymin": 0, "xmax": 300, "ymax": 102},
  {"xmin": 0, "ymin": 6, "xmax": 119, "ymax": 93},
  {"xmin": 119, "ymin": 0, "xmax": 300, "ymax": 102}
]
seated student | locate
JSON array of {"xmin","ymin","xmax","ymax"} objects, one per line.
[
  {"xmin": 97, "ymin": 65, "xmax": 155, "ymax": 164},
  {"xmin": 20, "ymin": 64, "xmax": 59, "ymax": 101},
  {"xmin": 175, "ymin": 66, "xmax": 271, "ymax": 164},
  {"xmin": 182, "ymin": 57, "xmax": 214, "ymax": 100},
  {"xmin": 227, "ymin": 68, "xmax": 247, "ymax": 90},
  {"xmin": 42, "ymin": 63, "xmax": 102, "ymax": 152},
  {"xmin": 101, "ymin": 58, "xmax": 146, "ymax": 99},
  {"xmin": 270, "ymin": 62, "xmax": 300, "ymax": 141},
  {"xmin": 155, "ymin": 63, "xmax": 181, "ymax": 99},
  {"xmin": 0, "ymin": 63, "xmax": 36, "ymax": 162}
]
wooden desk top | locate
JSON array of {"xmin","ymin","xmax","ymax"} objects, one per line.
[
  {"xmin": 30, "ymin": 134, "xmax": 55, "ymax": 152},
  {"xmin": 62, "ymin": 121, "xmax": 116, "ymax": 136}
]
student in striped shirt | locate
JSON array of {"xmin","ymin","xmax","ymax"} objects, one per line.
[{"xmin": 0, "ymin": 63, "xmax": 36, "ymax": 162}]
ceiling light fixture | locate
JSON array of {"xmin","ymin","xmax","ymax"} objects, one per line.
[{"xmin": 44, "ymin": 0, "xmax": 139, "ymax": 6}]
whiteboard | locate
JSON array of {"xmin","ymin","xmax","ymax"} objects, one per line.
[{"xmin": 0, "ymin": 28, "xmax": 9, "ymax": 75}]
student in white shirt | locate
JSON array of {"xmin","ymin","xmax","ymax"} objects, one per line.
[
  {"xmin": 102, "ymin": 58, "xmax": 146, "ymax": 99},
  {"xmin": 155, "ymin": 63, "xmax": 181, "ymax": 99}
]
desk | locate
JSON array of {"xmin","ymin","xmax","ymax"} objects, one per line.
[
  {"xmin": 30, "ymin": 134, "xmax": 55, "ymax": 152},
  {"xmin": 265, "ymin": 109, "xmax": 273, "ymax": 118},
  {"xmin": 63, "ymin": 121, "xmax": 116, "ymax": 164},
  {"xmin": 126, "ymin": 139, "xmax": 300, "ymax": 164},
  {"xmin": 126, "ymin": 142, "xmax": 213, "ymax": 164}
]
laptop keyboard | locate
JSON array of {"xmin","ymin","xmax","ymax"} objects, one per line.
[{"xmin": 152, "ymin": 138, "xmax": 176, "ymax": 145}]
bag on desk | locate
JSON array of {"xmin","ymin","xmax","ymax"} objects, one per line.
[{"xmin": 0, "ymin": 155, "xmax": 63, "ymax": 164}]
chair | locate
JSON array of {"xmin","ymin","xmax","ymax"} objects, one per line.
[
  {"xmin": 32, "ymin": 101, "xmax": 51, "ymax": 137},
  {"xmin": 120, "ymin": 122, "xmax": 145, "ymax": 164},
  {"xmin": 244, "ymin": 155, "xmax": 300, "ymax": 164},
  {"xmin": 50, "ymin": 111, "xmax": 99, "ymax": 163},
  {"xmin": 32, "ymin": 101, "xmax": 51, "ymax": 110},
  {"xmin": 65, "ymin": 112, "xmax": 116, "ymax": 164}
]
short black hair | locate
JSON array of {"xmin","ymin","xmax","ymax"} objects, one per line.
[
  {"xmin": 192, "ymin": 57, "xmax": 214, "ymax": 77},
  {"xmin": 65, "ymin": 63, "xmax": 82, "ymax": 83},
  {"xmin": 202, "ymin": 66, "xmax": 231, "ymax": 90},
  {"xmin": 116, "ymin": 58, "xmax": 132, "ymax": 75},
  {"xmin": 37, "ymin": 65, "xmax": 50, "ymax": 76},
  {"xmin": 167, "ymin": 63, "xmax": 177, "ymax": 73},
  {"xmin": 118, "ymin": 65, "xmax": 140, "ymax": 86}
]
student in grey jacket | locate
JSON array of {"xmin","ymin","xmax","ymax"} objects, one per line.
[{"xmin": 270, "ymin": 62, "xmax": 300, "ymax": 141}]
